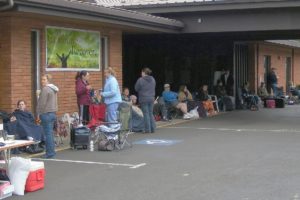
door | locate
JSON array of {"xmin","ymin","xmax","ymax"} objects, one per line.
[
  {"xmin": 286, "ymin": 57, "xmax": 292, "ymax": 92},
  {"xmin": 234, "ymin": 42, "xmax": 249, "ymax": 98},
  {"xmin": 263, "ymin": 55, "xmax": 271, "ymax": 93}
]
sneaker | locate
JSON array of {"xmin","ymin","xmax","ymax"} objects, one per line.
[
  {"xmin": 161, "ymin": 117, "xmax": 171, "ymax": 122},
  {"xmin": 183, "ymin": 113, "xmax": 191, "ymax": 119}
]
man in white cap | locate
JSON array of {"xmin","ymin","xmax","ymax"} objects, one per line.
[{"xmin": 162, "ymin": 84, "xmax": 192, "ymax": 119}]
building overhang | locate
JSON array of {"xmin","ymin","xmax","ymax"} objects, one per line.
[
  {"xmin": 116, "ymin": 0, "xmax": 300, "ymax": 14},
  {"xmin": 2, "ymin": 0, "xmax": 184, "ymax": 33}
]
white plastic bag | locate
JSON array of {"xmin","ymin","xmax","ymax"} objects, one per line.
[
  {"xmin": 189, "ymin": 107, "xmax": 199, "ymax": 119},
  {"xmin": 8, "ymin": 157, "xmax": 31, "ymax": 195}
]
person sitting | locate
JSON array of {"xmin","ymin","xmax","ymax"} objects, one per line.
[
  {"xmin": 162, "ymin": 84, "xmax": 192, "ymax": 119},
  {"xmin": 121, "ymin": 87, "xmax": 130, "ymax": 102},
  {"xmin": 129, "ymin": 95, "xmax": 145, "ymax": 132},
  {"xmin": 153, "ymin": 96, "xmax": 169, "ymax": 121},
  {"xmin": 257, "ymin": 82, "xmax": 269, "ymax": 100},
  {"xmin": 214, "ymin": 80, "xmax": 227, "ymax": 111},
  {"xmin": 178, "ymin": 85, "xmax": 200, "ymax": 112},
  {"xmin": 241, "ymin": 82, "xmax": 260, "ymax": 108},
  {"xmin": 196, "ymin": 85, "xmax": 216, "ymax": 116},
  {"xmin": 5, "ymin": 100, "xmax": 44, "ymax": 154}
]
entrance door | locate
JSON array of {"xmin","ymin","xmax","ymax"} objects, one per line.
[
  {"xmin": 234, "ymin": 42, "xmax": 249, "ymax": 98},
  {"xmin": 286, "ymin": 57, "xmax": 292, "ymax": 92},
  {"xmin": 263, "ymin": 55, "xmax": 271, "ymax": 93},
  {"xmin": 31, "ymin": 30, "xmax": 40, "ymax": 116}
]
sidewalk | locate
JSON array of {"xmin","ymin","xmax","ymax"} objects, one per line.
[{"xmin": 21, "ymin": 113, "xmax": 225, "ymax": 158}]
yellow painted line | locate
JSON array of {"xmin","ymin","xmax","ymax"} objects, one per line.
[
  {"xmin": 157, "ymin": 119, "xmax": 197, "ymax": 128},
  {"xmin": 25, "ymin": 146, "xmax": 71, "ymax": 158}
]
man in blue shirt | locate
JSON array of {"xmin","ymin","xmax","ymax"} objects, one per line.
[{"xmin": 162, "ymin": 84, "xmax": 191, "ymax": 119}]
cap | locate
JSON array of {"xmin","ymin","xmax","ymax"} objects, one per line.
[{"xmin": 164, "ymin": 84, "xmax": 170, "ymax": 88}]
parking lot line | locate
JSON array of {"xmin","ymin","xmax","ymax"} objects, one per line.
[
  {"xmin": 166, "ymin": 126, "xmax": 300, "ymax": 133},
  {"xmin": 33, "ymin": 158, "xmax": 146, "ymax": 169}
]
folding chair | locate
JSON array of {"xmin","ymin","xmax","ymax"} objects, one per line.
[
  {"xmin": 208, "ymin": 95, "xmax": 219, "ymax": 112},
  {"xmin": 94, "ymin": 102, "xmax": 132, "ymax": 151}
]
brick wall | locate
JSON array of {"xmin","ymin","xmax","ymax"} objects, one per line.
[
  {"xmin": 0, "ymin": 13, "xmax": 123, "ymax": 116},
  {"xmin": 257, "ymin": 42, "xmax": 293, "ymax": 93},
  {"xmin": 0, "ymin": 17, "xmax": 12, "ymax": 111},
  {"xmin": 293, "ymin": 49, "xmax": 300, "ymax": 87}
]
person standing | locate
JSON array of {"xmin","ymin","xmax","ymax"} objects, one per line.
[
  {"xmin": 37, "ymin": 74, "xmax": 59, "ymax": 158},
  {"xmin": 101, "ymin": 67, "xmax": 122, "ymax": 122},
  {"xmin": 221, "ymin": 69, "xmax": 234, "ymax": 96},
  {"xmin": 75, "ymin": 71, "xmax": 91, "ymax": 125},
  {"xmin": 135, "ymin": 68, "xmax": 156, "ymax": 133},
  {"xmin": 267, "ymin": 68, "xmax": 278, "ymax": 97}
]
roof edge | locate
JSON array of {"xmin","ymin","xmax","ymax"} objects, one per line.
[{"xmin": 12, "ymin": 0, "xmax": 184, "ymax": 32}]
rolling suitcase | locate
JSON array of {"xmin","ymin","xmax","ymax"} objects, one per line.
[
  {"xmin": 70, "ymin": 126, "xmax": 90, "ymax": 150},
  {"xmin": 275, "ymin": 98, "xmax": 285, "ymax": 108}
]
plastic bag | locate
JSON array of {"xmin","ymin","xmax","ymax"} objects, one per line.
[
  {"xmin": 189, "ymin": 107, "xmax": 199, "ymax": 119},
  {"xmin": 8, "ymin": 157, "xmax": 31, "ymax": 195}
]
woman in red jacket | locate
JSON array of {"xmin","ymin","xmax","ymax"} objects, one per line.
[{"xmin": 75, "ymin": 71, "xmax": 92, "ymax": 125}]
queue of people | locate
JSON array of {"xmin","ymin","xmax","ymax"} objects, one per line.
[{"xmin": 1, "ymin": 68, "xmax": 238, "ymax": 158}]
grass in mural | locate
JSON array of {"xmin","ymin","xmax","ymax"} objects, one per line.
[{"xmin": 47, "ymin": 27, "xmax": 100, "ymax": 69}]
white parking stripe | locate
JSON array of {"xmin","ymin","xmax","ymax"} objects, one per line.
[
  {"xmin": 34, "ymin": 158, "xmax": 146, "ymax": 169},
  {"xmin": 166, "ymin": 126, "xmax": 300, "ymax": 133}
]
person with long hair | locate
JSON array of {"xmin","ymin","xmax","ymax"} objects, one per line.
[
  {"xmin": 178, "ymin": 85, "xmax": 193, "ymax": 103},
  {"xmin": 75, "ymin": 70, "xmax": 92, "ymax": 125},
  {"xmin": 37, "ymin": 74, "xmax": 59, "ymax": 158},
  {"xmin": 100, "ymin": 67, "xmax": 122, "ymax": 122},
  {"xmin": 135, "ymin": 68, "xmax": 156, "ymax": 133},
  {"xmin": 197, "ymin": 84, "xmax": 215, "ymax": 116}
]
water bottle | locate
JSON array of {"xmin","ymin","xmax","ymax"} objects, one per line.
[{"xmin": 90, "ymin": 140, "xmax": 94, "ymax": 152}]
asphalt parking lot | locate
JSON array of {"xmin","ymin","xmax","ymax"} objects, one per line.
[{"xmin": 11, "ymin": 105, "xmax": 300, "ymax": 200}]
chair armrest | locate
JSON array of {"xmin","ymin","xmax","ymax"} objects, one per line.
[{"xmin": 208, "ymin": 95, "xmax": 217, "ymax": 101}]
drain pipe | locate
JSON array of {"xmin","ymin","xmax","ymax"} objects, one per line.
[{"xmin": 0, "ymin": 0, "xmax": 14, "ymax": 11}]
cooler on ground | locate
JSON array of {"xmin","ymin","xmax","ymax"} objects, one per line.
[{"xmin": 25, "ymin": 161, "xmax": 45, "ymax": 192}]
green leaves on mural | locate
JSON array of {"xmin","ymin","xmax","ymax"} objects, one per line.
[{"xmin": 46, "ymin": 27, "xmax": 100, "ymax": 70}]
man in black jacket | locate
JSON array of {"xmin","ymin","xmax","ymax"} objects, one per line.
[
  {"xmin": 267, "ymin": 68, "xmax": 278, "ymax": 97},
  {"xmin": 221, "ymin": 70, "xmax": 234, "ymax": 96}
]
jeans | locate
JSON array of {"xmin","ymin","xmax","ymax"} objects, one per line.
[
  {"xmin": 40, "ymin": 112, "xmax": 56, "ymax": 158},
  {"xmin": 107, "ymin": 103, "xmax": 120, "ymax": 122},
  {"xmin": 271, "ymin": 84, "xmax": 278, "ymax": 97},
  {"xmin": 140, "ymin": 102, "xmax": 156, "ymax": 133}
]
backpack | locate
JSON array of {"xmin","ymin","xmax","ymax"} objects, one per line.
[{"xmin": 54, "ymin": 120, "xmax": 68, "ymax": 138}]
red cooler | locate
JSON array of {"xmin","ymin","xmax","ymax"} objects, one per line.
[{"xmin": 25, "ymin": 161, "xmax": 45, "ymax": 192}]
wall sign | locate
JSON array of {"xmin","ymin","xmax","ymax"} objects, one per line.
[{"xmin": 46, "ymin": 26, "xmax": 100, "ymax": 71}]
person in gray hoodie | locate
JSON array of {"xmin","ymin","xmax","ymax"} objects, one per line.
[
  {"xmin": 135, "ymin": 68, "xmax": 156, "ymax": 133},
  {"xmin": 37, "ymin": 74, "xmax": 59, "ymax": 158}
]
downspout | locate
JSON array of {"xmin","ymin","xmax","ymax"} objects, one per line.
[{"xmin": 0, "ymin": 0, "xmax": 14, "ymax": 11}]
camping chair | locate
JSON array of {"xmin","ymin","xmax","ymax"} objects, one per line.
[
  {"xmin": 208, "ymin": 95, "xmax": 219, "ymax": 113},
  {"xmin": 87, "ymin": 104, "xmax": 106, "ymax": 130},
  {"xmin": 94, "ymin": 102, "xmax": 132, "ymax": 150}
]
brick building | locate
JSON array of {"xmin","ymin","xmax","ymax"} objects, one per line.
[
  {"xmin": 247, "ymin": 40, "xmax": 300, "ymax": 94},
  {"xmin": 1, "ymin": 0, "xmax": 300, "ymax": 116},
  {"xmin": 0, "ymin": 0, "xmax": 183, "ymax": 115}
]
